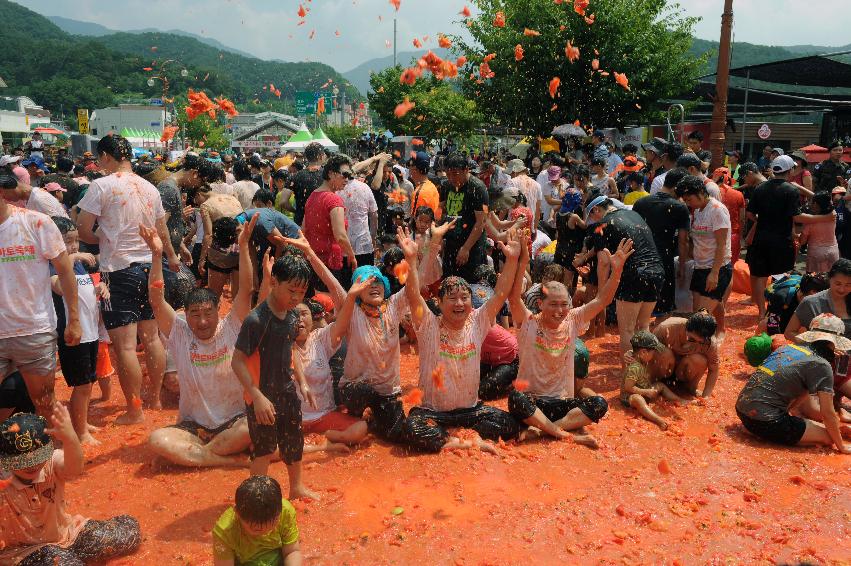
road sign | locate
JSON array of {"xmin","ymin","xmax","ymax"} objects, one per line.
[
  {"xmin": 150, "ymin": 98, "xmax": 164, "ymax": 106},
  {"xmin": 295, "ymin": 91, "xmax": 333, "ymax": 116},
  {"xmin": 77, "ymin": 109, "xmax": 89, "ymax": 135}
]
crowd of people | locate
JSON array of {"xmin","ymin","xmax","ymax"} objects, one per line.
[{"xmin": 1, "ymin": 130, "xmax": 851, "ymax": 565}]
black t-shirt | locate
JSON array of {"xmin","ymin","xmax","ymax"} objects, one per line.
[
  {"xmin": 234, "ymin": 301, "xmax": 299, "ymax": 409},
  {"xmin": 439, "ymin": 175, "xmax": 489, "ymax": 248},
  {"xmin": 632, "ymin": 192, "xmax": 690, "ymax": 261},
  {"xmin": 588, "ymin": 208, "xmax": 663, "ymax": 274},
  {"xmin": 291, "ymin": 168, "xmax": 324, "ymax": 225},
  {"xmin": 746, "ymin": 179, "xmax": 801, "ymax": 246}
]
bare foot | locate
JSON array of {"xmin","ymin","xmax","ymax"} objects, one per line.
[
  {"xmin": 87, "ymin": 423, "xmax": 101, "ymax": 433},
  {"xmin": 518, "ymin": 427, "xmax": 543, "ymax": 442},
  {"xmin": 839, "ymin": 424, "xmax": 851, "ymax": 439},
  {"xmin": 290, "ymin": 485, "xmax": 321, "ymax": 501},
  {"xmin": 114, "ymin": 410, "xmax": 144, "ymax": 425},
  {"xmin": 78, "ymin": 433, "xmax": 101, "ymax": 446},
  {"xmin": 146, "ymin": 398, "xmax": 163, "ymax": 411},
  {"xmin": 715, "ymin": 330, "xmax": 726, "ymax": 344},
  {"xmin": 655, "ymin": 420, "xmax": 669, "ymax": 431},
  {"xmin": 571, "ymin": 433, "xmax": 599, "ymax": 449},
  {"xmin": 476, "ymin": 439, "xmax": 498, "ymax": 454}
]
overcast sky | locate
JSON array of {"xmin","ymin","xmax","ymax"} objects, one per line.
[{"xmin": 18, "ymin": 0, "xmax": 851, "ymax": 71}]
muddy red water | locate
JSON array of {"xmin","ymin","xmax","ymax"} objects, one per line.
[{"xmin": 58, "ymin": 296, "xmax": 850, "ymax": 565}]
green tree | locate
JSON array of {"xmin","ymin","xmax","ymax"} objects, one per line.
[
  {"xmin": 172, "ymin": 94, "xmax": 230, "ymax": 150},
  {"xmin": 453, "ymin": 0, "xmax": 707, "ymax": 135},
  {"xmin": 368, "ymin": 66, "xmax": 481, "ymax": 141},
  {"xmin": 324, "ymin": 123, "xmax": 365, "ymax": 154}
]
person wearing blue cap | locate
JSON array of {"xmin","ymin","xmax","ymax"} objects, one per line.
[
  {"xmin": 506, "ymin": 231, "xmax": 633, "ymax": 447},
  {"xmin": 400, "ymin": 225, "xmax": 524, "ymax": 453},
  {"xmin": 553, "ymin": 189, "xmax": 586, "ymax": 293},
  {"xmin": 586, "ymin": 195, "xmax": 665, "ymax": 357}
]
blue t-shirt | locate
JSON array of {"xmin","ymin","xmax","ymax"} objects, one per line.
[{"xmin": 241, "ymin": 208, "xmax": 300, "ymax": 253}]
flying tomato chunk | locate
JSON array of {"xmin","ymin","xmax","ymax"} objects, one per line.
[
  {"xmin": 565, "ymin": 40, "xmax": 580, "ymax": 63},
  {"xmin": 493, "ymin": 11, "xmax": 506, "ymax": 27},
  {"xmin": 614, "ymin": 71, "xmax": 631, "ymax": 91},
  {"xmin": 514, "ymin": 44, "xmax": 524, "ymax": 61},
  {"xmin": 394, "ymin": 97, "xmax": 416, "ymax": 118},
  {"xmin": 549, "ymin": 77, "xmax": 561, "ymax": 98}
]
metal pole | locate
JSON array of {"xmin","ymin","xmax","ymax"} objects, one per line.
[
  {"xmin": 341, "ymin": 90, "xmax": 346, "ymax": 126},
  {"xmin": 393, "ymin": 18, "xmax": 397, "ymax": 66},
  {"xmin": 709, "ymin": 0, "xmax": 734, "ymax": 172},
  {"xmin": 740, "ymin": 69, "xmax": 750, "ymax": 156}
]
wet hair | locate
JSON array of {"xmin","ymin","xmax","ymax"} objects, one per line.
[
  {"xmin": 252, "ymin": 188, "xmax": 275, "ymax": 206},
  {"xmin": 304, "ymin": 142, "xmax": 324, "ymax": 163},
  {"xmin": 549, "ymin": 156, "xmax": 566, "ymax": 168},
  {"xmin": 381, "ymin": 246, "xmax": 405, "ymax": 270},
  {"xmin": 86, "ymin": 171, "xmax": 104, "ymax": 182},
  {"xmin": 474, "ymin": 264, "xmax": 497, "ymax": 288},
  {"xmin": 828, "ymin": 258, "xmax": 851, "ymax": 279},
  {"xmin": 663, "ymin": 142, "xmax": 684, "ymax": 164},
  {"xmin": 622, "ymin": 143, "xmax": 638, "ymax": 154},
  {"xmin": 590, "ymin": 157, "xmax": 606, "ymax": 167},
  {"xmin": 56, "ymin": 157, "xmax": 74, "ymax": 173},
  {"xmin": 272, "ymin": 168, "xmax": 289, "ymax": 180},
  {"xmin": 271, "ymin": 253, "xmax": 312, "ymax": 285},
  {"xmin": 96, "ymin": 134, "xmax": 132, "ymax": 162},
  {"xmin": 810, "ymin": 340, "xmax": 836, "ymax": 364},
  {"xmin": 0, "ymin": 166, "xmax": 17, "ymax": 189},
  {"xmin": 438, "ymin": 275, "xmax": 472, "ymax": 299},
  {"xmin": 627, "ymin": 171, "xmax": 644, "ymax": 185},
  {"xmin": 322, "ymin": 154, "xmax": 353, "ymax": 181},
  {"xmin": 799, "ymin": 272, "xmax": 829, "ymax": 295},
  {"xmin": 73, "ymin": 164, "xmax": 85, "ymax": 175},
  {"xmin": 739, "ymin": 162, "xmax": 759, "ymax": 177},
  {"xmin": 133, "ymin": 161, "xmax": 159, "ymax": 177},
  {"xmin": 676, "ymin": 153, "xmax": 702, "ymax": 170},
  {"xmin": 515, "ymin": 191, "xmax": 528, "ymax": 206},
  {"xmin": 289, "ymin": 161, "xmax": 305, "ymax": 173},
  {"xmin": 685, "ymin": 309, "xmax": 717, "ymax": 339},
  {"xmin": 305, "ymin": 298, "xmax": 325, "ymax": 319},
  {"xmin": 541, "ymin": 263, "xmax": 566, "ymax": 284},
  {"xmin": 184, "ymin": 288, "xmax": 220, "ymax": 310},
  {"xmin": 573, "ymin": 164, "xmax": 590, "ymax": 180},
  {"xmin": 687, "ymin": 131, "xmax": 704, "ymax": 142},
  {"xmin": 51, "ymin": 216, "xmax": 77, "ymax": 235},
  {"xmin": 444, "ymin": 152, "xmax": 468, "ymax": 171},
  {"xmin": 235, "ymin": 475, "xmax": 283, "ymax": 525},
  {"xmin": 415, "ymin": 205, "xmax": 435, "ymax": 221},
  {"xmin": 233, "ymin": 160, "xmax": 252, "ymax": 181},
  {"xmin": 379, "ymin": 233, "xmax": 398, "ymax": 247},
  {"xmin": 810, "ymin": 191, "xmax": 833, "ymax": 215},
  {"xmin": 197, "ymin": 160, "xmax": 221, "ymax": 184},
  {"xmin": 212, "ymin": 217, "xmax": 239, "ymax": 249},
  {"xmin": 675, "ymin": 175, "xmax": 708, "ymax": 198}
]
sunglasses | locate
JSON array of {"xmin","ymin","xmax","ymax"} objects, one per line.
[{"xmin": 339, "ymin": 170, "xmax": 353, "ymax": 180}]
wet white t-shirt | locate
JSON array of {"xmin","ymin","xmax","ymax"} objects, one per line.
[
  {"xmin": 414, "ymin": 306, "xmax": 492, "ymax": 411},
  {"xmin": 0, "ymin": 208, "xmax": 66, "ymax": 338},
  {"xmin": 690, "ymin": 197, "xmax": 731, "ymax": 269},
  {"xmin": 231, "ymin": 180, "xmax": 259, "ymax": 210},
  {"xmin": 165, "ymin": 311, "xmax": 245, "ymax": 429},
  {"xmin": 295, "ymin": 324, "xmax": 341, "ymax": 422},
  {"xmin": 339, "ymin": 179, "xmax": 378, "ymax": 256},
  {"xmin": 517, "ymin": 305, "xmax": 593, "ymax": 399},
  {"xmin": 19, "ymin": 187, "xmax": 69, "ymax": 219},
  {"xmin": 342, "ymin": 290, "xmax": 409, "ymax": 395},
  {"xmin": 77, "ymin": 172, "xmax": 165, "ymax": 272}
]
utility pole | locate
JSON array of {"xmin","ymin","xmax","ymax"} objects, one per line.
[
  {"xmin": 709, "ymin": 0, "xmax": 734, "ymax": 172},
  {"xmin": 393, "ymin": 17, "xmax": 397, "ymax": 66}
]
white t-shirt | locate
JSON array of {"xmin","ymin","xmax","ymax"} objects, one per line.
[
  {"xmin": 414, "ymin": 306, "xmax": 492, "ymax": 411},
  {"xmin": 77, "ymin": 172, "xmax": 165, "ymax": 272},
  {"xmin": 193, "ymin": 209, "xmax": 204, "ymax": 244},
  {"xmin": 165, "ymin": 311, "xmax": 245, "ymax": 429},
  {"xmin": 532, "ymin": 231, "xmax": 552, "ymax": 258},
  {"xmin": 231, "ymin": 180, "xmax": 259, "ymax": 210},
  {"xmin": 703, "ymin": 179, "xmax": 721, "ymax": 200},
  {"xmin": 55, "ymin": 265, "xmax": 99, "ymax": 344},
  {"xmin": 650, "ymin": 170, "xmax": 668, "ymax": 195},
  {"xmin": 20, "ymin": 187, "xmax": 69, "ymax": 219},
  {"xmin": 0, "ymin": 208, "xmax": 66, "ymax": 338},
  {"xmin": 539, "ymin": 179, "xmax": 562, "ymax": 222},
  {"xmin": 210, "ymin": 181, "xmax": 234, "ymax": 196},
  {"xmin": 690, "ymin": 197, "xmax": 732, "ymax": 269},
  {"xmin": 294, "ymin": 324, "xmax": 340, "ymax": 422},
  {"xmin": 339, "ymin": 179, "xmax": 377, "ymax": 256},
  {"xmin": 342, "ymin": 290, "xmax": 409, "ymax": 395},
  {"xmin": 517, "ymin": 305, "xmax": 593, "ymax": 399},
  {"xmin": 507, "ymin": 175, "xmax": 543, "ymax": 219}
]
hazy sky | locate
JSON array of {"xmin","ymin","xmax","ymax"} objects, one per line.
[{"xmin": 17, "ymin": 0, "xmax": 851, "ymax": 71}]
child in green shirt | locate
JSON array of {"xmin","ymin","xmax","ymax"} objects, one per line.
[
  {"xmin": 621, "ymin": 331, "xmax": 688, "ymax": 430},
  {"xmin": 213, "ymin": 476, "xmax": 302, "ymax": 566}
]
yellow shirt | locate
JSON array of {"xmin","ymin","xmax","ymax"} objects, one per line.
[
  {"xmin": 623, "ymin": 190, "xmax": 649, "ymax": 206},
  {"xmin": 212, "ymin": 499, "xmax": 299, "ymax": 566}
]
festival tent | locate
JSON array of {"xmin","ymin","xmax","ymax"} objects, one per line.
[
  {"xmin": 311, "ymin": 126, "xmax": 339, "ymax": 152},
  {"xmin": 33, "ymin": 126, "xmax": 65, "ymax": 135},
  {"xmin": 281, "ymin": 123, "xmax": 313, "ymax": 151}
]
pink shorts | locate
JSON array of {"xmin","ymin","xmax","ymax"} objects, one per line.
[{"xmin": 303, "ymin": 410, "xmax": 360, "ymax": 434}]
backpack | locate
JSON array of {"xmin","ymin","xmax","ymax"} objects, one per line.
[{"xmin": 764, "ymin": 274, "xmax": 801, "ymax": 312}]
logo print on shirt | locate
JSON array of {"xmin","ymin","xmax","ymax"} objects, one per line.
[
  {"xmin": 445, "ymin": 190, "xmax": 464, "ymax": 217},
  {"xmin": 534, "ymin": 330, "xmax": 570, "ymax": 355},
  {"xmin": 190, "ymin": 346, "xmax": 231, "ymax": 368},
  {"xmin": 0, "ymin": 245, "xmax": 36, "ymax": 263}
]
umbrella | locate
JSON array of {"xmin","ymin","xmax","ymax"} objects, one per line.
[
  {"xmin": 799, "ymin": 144, "xmax": 826, "ymax": 152},
  {"xmin": 552, "ymin": 124, "xmax": 586, "ymax": 137},
  {"xmin": 34, "ymin": 127, "xmax": 65, "ymax": 135},
  {"xmin": 510, "ymin": 138, "xmax": 530, "ymax": 159}
]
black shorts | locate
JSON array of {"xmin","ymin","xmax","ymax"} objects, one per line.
[
  {"xmin": 169, "ymin": 413, "xmax": 245, "ymax": 444},
  {"xmin": 508, "ymin": 390, "xmax": 609, "ymax": 423},
  {"xmin": 737, "ymin": 410, "xmax": 806, "ymax": 446},
  {"xmin": 57, "ymin": 340, "xmax": 98, "ymax": 387},
  {"xmin": 246, "ymin": 382, "xmax": 303, "ymax": 463},
  {"xmin": 616, "ymin": 268, "xmax": 663, "ymax": 303},
  {"xmin": 0, "ymin": 371, "xmax": 35, "ymax": 413},
  {"xmin": 101, "ymin": 263, "xmax": 155, "ymax": 330},
  {"xmin": 746, "ymin": 242, "xmax": 795, "ymax": 278},
  {"xmin": 689, "ymin": 263, "xmax": 733, "ymax": 302}
]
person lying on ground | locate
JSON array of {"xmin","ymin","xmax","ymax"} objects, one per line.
[
  {"xmin": 651, "ymin": 310, "xmax": 720, "ymax": 397},
  {"xmin": 0, "ymin": 406, "xmax": 142, "ymax": 565}
]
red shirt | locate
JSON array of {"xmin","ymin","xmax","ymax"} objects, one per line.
[
  {"xmin": 719, "ymin": 184, "xmax": 745, "ymax": 234},
  {"xmin": 480, "ymin": 325, "xmax": 519, "ymax": 366},
  {"xmin": 303, "ymin": 190, "xmax": 347, "ymax": 270}
]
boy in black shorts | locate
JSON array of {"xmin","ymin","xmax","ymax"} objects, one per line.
[
  {"xmin": 50, "ymin": 216, "xmax": 103, "ymax": 445},
  {"xmin": 231, "ymin": 253, "xmax": 319, "ymax": 500}
]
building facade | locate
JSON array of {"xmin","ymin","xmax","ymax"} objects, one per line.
[{"xmin": 89, "ymin": 104, "xmax": 169, "ymax": 138}]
